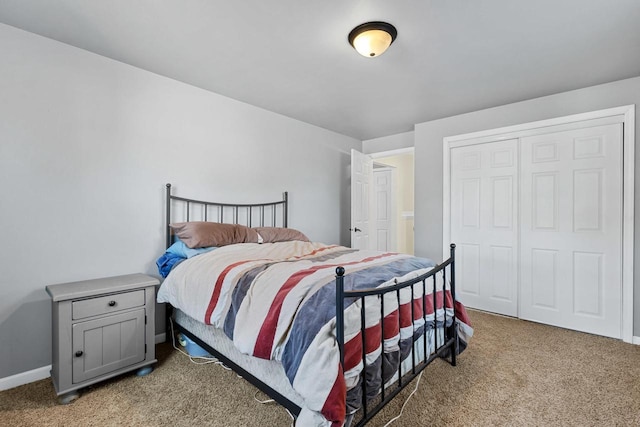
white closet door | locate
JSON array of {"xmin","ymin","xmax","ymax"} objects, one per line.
[
  {"xmin": 520, "ymin": 123, "xmax": 622, "ymax": 338},
  {"xmin": 450, "ymin": 139, "xmax": 518, "ymax": 316}
]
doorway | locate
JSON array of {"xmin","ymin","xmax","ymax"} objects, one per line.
[{"xmin": 350, "ymin": 148, "xmax": 415, "ymax": 255}]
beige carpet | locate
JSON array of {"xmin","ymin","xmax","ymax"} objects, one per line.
[{"xmin": 2, "ymin": 310, "xmax": 640, "ymax": 426}]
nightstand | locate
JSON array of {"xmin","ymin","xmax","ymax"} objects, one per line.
[{"xmin": 46, "ymin": 273, "xmax": 159, "ymax": 404}]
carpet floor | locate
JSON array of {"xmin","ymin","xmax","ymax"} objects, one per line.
[{"xmin": 2, "ymin": 310, "xmax": 640, "ymax": 426}]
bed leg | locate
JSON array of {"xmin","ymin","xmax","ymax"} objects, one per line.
[
  {"xmin": 165, "ymin": 304, "xmax": 174, "ymax": 343},
  {"xmin": 451, "ymin": 326, "xmax": 457, "ymax": 367}
]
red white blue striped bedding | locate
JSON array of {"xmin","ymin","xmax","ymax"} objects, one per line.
[{"xmin": 157, "ymin": 241, "xmax": 472, "ymax": 426}]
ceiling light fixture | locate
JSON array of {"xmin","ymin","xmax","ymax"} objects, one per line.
[{"xmin": 348, "ymin": 21, "xmax": 397, "ymax": 58}]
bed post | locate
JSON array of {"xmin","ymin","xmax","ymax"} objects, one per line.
[
  {"xmin": 283, "ymin": 191, "xmax": 289, "ymax": 228},
  {"xmin": 450, "ymin": 243, "xmax": 457, "ymax": 366},
  {"xmin": 166, "ymin": 183, "xmax": 172, "ymax": 249},
  {"xmin": 335, "ymin": 267, "xmax": 346, "ymax": 370},
  {"xmin": 164, "ymin": 183, "xmax": 174, "ymax": 340}
]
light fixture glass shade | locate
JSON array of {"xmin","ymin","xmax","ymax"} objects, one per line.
[
  {"xmin": 348, "ymin": 22, "xmax": 397, "ymax": 58},
  {"xmin": 352, "ymin": 30, "xmax": 392, "ymax": 57}
]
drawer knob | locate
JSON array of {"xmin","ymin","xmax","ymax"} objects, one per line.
[
  {"xmin": 108, "ymin": 301, "xmax": 117, "ymax": 307},
  {"xmin": 75, "ymin": 350, "xmax": 83, "ymax": 357}
]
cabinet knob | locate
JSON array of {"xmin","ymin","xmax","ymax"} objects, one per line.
[
  {"xmin": 108, "ymin": 301, "xmax": 116, "ymax": 307},
  {"xmin": 75, "ymin": 350, "xmax": 83, "ymax": 357}
]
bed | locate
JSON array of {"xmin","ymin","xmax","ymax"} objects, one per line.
[{"xmin": 156, "ymin": 183, "xmax": 472, "ymax": 426}]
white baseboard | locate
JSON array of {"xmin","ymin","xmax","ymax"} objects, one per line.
[
  {"xmin": 1, "ymin": 336, "xmax": 167, "ymax": 392},
  {"xmin": 0, "ymin": 365, "xmax": 51, "ymax": 392},
  {"xmin": 633, "ymin": 336, "xmax": 640, "ymax": 345}
]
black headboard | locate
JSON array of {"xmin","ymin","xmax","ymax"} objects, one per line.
[{"xmin": 165, "ymin": 183, "xmax": 288, "ymax": 249}]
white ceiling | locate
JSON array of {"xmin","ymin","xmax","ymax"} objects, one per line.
[{"xmin": 1, "ymin": 0, "xmax": 640, "ymax": 141}]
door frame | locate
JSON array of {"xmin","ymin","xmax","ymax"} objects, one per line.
[
  {"xmin": 359, "ymin": 147, "xmax": 415, "ymax": 254},
  {"xmin": 442, "ymin": 105, "xmax": 635, "ymax": 343}
]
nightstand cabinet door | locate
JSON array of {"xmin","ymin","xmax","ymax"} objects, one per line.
[{"xmin": 72, "ymin": 308, "xmax": 146, "ymax": 383}]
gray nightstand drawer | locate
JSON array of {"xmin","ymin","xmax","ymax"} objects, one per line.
[{"xmin": 72, "ymin": 290, "xmax": 145, "ymax": 320}]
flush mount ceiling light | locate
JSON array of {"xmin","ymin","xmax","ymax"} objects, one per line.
[{"xmin": 348, "ymin": 21, "xmax": 397, "ymax": 58}]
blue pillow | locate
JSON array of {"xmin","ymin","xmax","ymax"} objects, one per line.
[
  {"xmin": 157, "ymin": 240, "xmax": 216, "ymax": 278},
  {"xmin": 166, "ymin": 240, "xmax": 216, "ymax": 259},
  {"xmin": 157, "ymin": 252, "xmax": 185, "ymax": 278}
]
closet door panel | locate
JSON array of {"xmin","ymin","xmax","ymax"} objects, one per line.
[
  {"xmin": 450, "ymin": 139, "xmax": 518, "ymax": 317},
  {"xmin": 529, "ymin": 248, "xmax": 559, "ymax": 310},
  {"xmin": 520, "ymin": 123, "xmax": 622, "ymax": 338}
]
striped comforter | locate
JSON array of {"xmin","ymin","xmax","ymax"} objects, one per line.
[{"xmin": 157, "ymin": 241, "xmax": 472, "ymax": 426}]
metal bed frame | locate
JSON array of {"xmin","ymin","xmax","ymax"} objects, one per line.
[{"xmin": 163, "ymin": 183, "xmax": 458, "ymax": 426}]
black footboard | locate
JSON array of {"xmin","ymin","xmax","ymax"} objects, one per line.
[{"xmin": 335, "ymin": 244, "xmax": 458, "ymax": 426}]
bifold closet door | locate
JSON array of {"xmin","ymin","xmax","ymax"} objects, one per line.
[
  {"xmin": 450, "ymin": 139, "xmax": 518, "ymax": 317},
  {"xmin": 519, "ymin": 123, "xmax": 623, "ymax": 338}
]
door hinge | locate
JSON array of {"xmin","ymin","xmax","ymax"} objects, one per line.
[
  {"xmin": 145, "ymin": 344, "xmax": 147, "ymax": 354},
  {"xmin": 145, "ymin": 315, "xmax": 147, "ymax": 325}
]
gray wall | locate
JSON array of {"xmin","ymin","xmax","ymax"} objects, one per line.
[
  {"xmin": 0, "ymin": 24, "xmax": 360, "ymax": 379},
  {"xmin": 363, "ymin": 131, "xmax": 414, "ymax": 154},
  {"xmin": 365, "ymin": 76, "xmax": 640, "ymax": 336}
]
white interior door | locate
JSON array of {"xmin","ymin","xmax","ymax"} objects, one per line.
[
  {"xmin": 520, "ymin": 123, "xmax": 623, "ymax": 338},
  {"xmin": 351, "ymin": 149, "xmax": 372, "ymax": 250},
  {"xmin": 373, "ymin": 168, "xmax": 395, "ymax": 251},
  {"xmin": 450, "ymin": 139, "xmax": 519, "ymax": 317}
]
